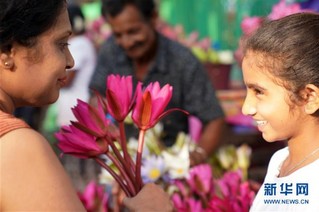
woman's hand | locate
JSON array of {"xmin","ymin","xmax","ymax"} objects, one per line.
[{"xmin": 122, "ymin": 183, "xmax": 174, "ymax": 212}]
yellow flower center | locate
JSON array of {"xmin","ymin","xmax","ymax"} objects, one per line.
[
  {"xmin": 149, "ymin": 168, "xmax": 161, "ymax": 180},
  {"xmin": 176, "ymin": 168, "xmax": 184, "ymax": 175}
]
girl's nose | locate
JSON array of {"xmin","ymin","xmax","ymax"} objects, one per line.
[{"xmin": 242, "ymin": 96, "xmax": 257, "ymax": 116}]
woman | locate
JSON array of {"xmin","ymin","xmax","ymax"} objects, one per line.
[
  {"xmin": 0, "ymin": 0, "xmax": 86, "ymax": 210},
  {"xmin": 0, "ymin": 0, "xmax": 171, "ymax": 211}
]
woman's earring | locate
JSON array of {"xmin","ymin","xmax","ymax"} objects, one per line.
[{"xmin": 4, "ymin": 61, "xmax": 13, "ymax": 68}]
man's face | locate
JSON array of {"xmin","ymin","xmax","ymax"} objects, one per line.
[{"xmin": 107, "ymin": 4, "xmax": 157, "ymax": 60}]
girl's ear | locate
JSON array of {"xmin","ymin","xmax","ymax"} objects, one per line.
[{"xmin": 303, "ymin": 84, "xmax": 319, "ymax": 114}]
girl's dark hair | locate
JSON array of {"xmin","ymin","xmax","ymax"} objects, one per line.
[
  {"xmin": 244, "ymin": 12, "xmax": 319, "ymax": 103},
  {"xmin": 101, "ymin": 0, "xmax": 155, "ymax": 20},
  {"xmin": 0, "ymin": 0, "xmax": 66, "ymax": 52}
]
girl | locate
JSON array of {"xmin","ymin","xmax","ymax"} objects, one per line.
[{"xmin": 241, "ymin": 12, "xmax": 319, "ymax": 211}]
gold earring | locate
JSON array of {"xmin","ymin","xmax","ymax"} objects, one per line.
[{"xmin": 4, "ymin": 62, "xmax": 9, "ymax": 67}]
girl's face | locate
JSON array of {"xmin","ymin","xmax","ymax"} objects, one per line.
[
  {"xmin": 3, "ymin": 6, "xmax": 74, "ymax": 107},
  {"xmin": 241, "ymin": 51, "xmax": 305, "ymax": 142}
]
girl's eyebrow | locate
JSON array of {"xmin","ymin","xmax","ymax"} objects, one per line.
[{"xmin": 246, "ymin": 82, "xmax": 266, "ymax": 91}]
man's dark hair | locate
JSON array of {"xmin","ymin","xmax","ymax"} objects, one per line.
[{"xmin": 101, "ymin": 0, "xmax": 155, "ymax": 20}]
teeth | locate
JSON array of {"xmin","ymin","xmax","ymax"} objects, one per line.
[{"xmin": 256, "ymin": 121, "xmax": 267, "ymax": 126}]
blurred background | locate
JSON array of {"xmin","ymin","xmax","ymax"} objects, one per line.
[{"xmin": 15, "ymin": 0, "xmax": 319, "ymax": 210}]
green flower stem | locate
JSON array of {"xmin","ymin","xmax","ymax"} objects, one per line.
[
  {"xmin": 119, "ymin": 122, "xmax": 136, "ymax": 173},
  {"xmin": 105, "ymin": 138, "xmax": 138, "ymax": 192},
  {"xmin": 105, "ymin": 152, "xmax": 137, "ymax": 196},
  {"xmin": 94, "ymin": 157, "xmax": 133, "ymax": 197},
  {"xmin": 135, "ymin": 129, "xmax": 146, "ymax": 190}
]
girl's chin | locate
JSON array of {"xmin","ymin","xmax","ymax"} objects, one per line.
[
  {"xmin": 262, "ymin": 134, "xmax": 283, "ymax": 143},
  {"xmin": 261, "ymin": 134, "xmax": 277, "ymax": 143}
]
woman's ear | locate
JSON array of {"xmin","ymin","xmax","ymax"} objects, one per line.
[
  {"xmin": 303, "ymin": 84, "xmax": 319, "ymax": 114},
  {"xmin": 0, "ymin": 52, "xmax": 14, "ymax": 70}
]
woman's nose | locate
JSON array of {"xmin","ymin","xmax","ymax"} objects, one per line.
[{"xmin": 66, "ymin": 48, "xmax": 74, "ymax": 69}]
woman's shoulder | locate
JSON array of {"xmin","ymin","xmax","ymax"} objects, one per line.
[
  {"xmin": 0, "ymin": 111, "xmax": 30, "ymax": 137},
  {"xmin": 0, "ymin": 128, "xmax": 85, "ymax": 211},
  {"xmin": 1, "ymin": 127, "xmax": 50, "ymax": 153}
]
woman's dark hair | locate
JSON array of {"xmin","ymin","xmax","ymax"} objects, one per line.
[
  {"xmin": 244, "ymin": 12, "xmax": 319, "ymax": 104},
  {"xmin": 101, "ymin": 0, "xmax": 155, "ymax": 20},
  {"xmin": 0, "ymin": 0, "xmax": 66, "ymax": 52}
]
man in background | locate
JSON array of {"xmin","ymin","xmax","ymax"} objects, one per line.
[{"xmin": 89, "ymin": 0, "xmax": 225, "ymax": 166}]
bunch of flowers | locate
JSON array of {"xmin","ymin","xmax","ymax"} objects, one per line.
[
  {"xmin": 55, "ymin": 74, "xmax": 186, "ymax": 197},
  {"xmin": 55, "ymin": 74, "xmax": 257, "ymax": 211},
  {"xmin": 97, "ymin": 120, "xmax": 257, "ymax": 211}
]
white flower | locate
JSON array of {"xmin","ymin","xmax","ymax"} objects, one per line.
[
  {"xmin": 216, "ymin": 145, "xmax": 236, "ymax": 170},
  {"xmin": 141, "ymin": 155, "xmax": 166, "ymax": 183},
  {"xmin": 236, "ymin": 144, "xmax": 252, "ymax": 170},
  {"xmin": 162, "ymin": 141, "xmax": 190, "ymax": 179}
]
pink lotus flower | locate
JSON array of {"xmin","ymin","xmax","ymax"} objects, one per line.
[
  {"xmin": 106, "ymin": 75, "xmax": 139, "ymax": 171},
  {"xmin": 56, "ymin": 97, "xmax": 121, "ymax": 159},
  {"xmin": 106, "ymin": 75, "xmax": 134, "ymax": 122},
  {"xmin": 78, "ymin": 181, "xmax": 109, "ymax": 212},
  {"xmin": 268, "ymin": 0, "xmax": 302, "ymax": 20},
  {"xmin": 172, "ymin": 195, "xmax": 203, "ymax": 212},
  {"xmin": 187, "ymin": 164, "xmax": 214, "ymax": 196},
  {"xmin": 241, "ymin": 16, "xmax": 263, "ymax": 36},
  {"xmin": 208, "ymin": 195, "xmax": 233, "ymax": 212},
  {"xmin": 131, "ymin": 81, "xmax": 183, "ymax": 190},
  {"xmin": 215, "ymin": 170, "xmax": 255, "ymax": 211},
  {"xmin": 71, "ymin": 99, "xmax": 113, "ymax": 138},
  {"xmin": 56, "ymin": 75, "xmax": 186, "ymax": 198},
  {"xmin": 56, "ymin": 125, "xmax": 108, "ymax": 158},
  {"xmin": 217, "ymin": 170, "xmax": 242, "ymax": 197},
  {"xmin": 171, "ymin": 193, "xmax": 187, "ymax": 211},
  {"xmin": 132, "ymin": 82, "xmax": 173, "ymax": 130}
]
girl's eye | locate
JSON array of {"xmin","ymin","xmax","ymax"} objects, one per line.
[{"xmin": 254, "ymin": 88, "xmax": 263, "ymax": 95}]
